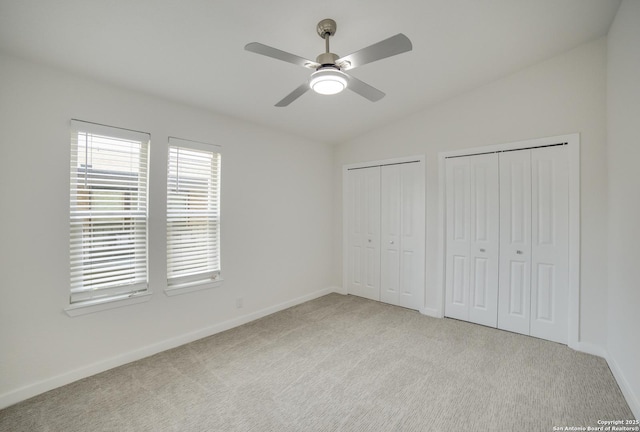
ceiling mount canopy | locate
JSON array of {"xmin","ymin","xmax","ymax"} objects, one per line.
[{"xmin": 244, "ymin": 18, "xmax": 413, "ymax": 107}]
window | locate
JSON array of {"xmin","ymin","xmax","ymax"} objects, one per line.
[
  {"xmin": 166, "ymin": 137, "xmax": 221, "ymax": 294},
  {"xmin": 68, "ymin": 120, "xmax": 150, "ymax": 311}
]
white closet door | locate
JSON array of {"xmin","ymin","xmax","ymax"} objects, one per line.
[
  {"xmin": 445, "ymin": 155, "xmax": 499, "ymax": 325},
  {"xmin": 381, "ymin": 163, "xmax": 425, "ymax": 310},
  {"xmin": 399, "ymin": 162, "xmax": 425, "ymax": 310},
  {"xmin": 347, "ymin": 167, "xmax": 381, "ymax": 301},
  {"xmin": 445, "ymin": 157, "xmax": 471, "ymax": 321},
  {"xmin": 498, "ymin": 150, "xmax": 532, "ymax": 335},
  {"xmin": 468, "ymin": 154, "xmax": 500, "ymax": 327},
  {"xmin": 530, "ymin": 146, "xmax": 569, "ymax": 343},
  {"xmin": 381, "ymin": 165, "xmax": 401, "ymax": 305}
]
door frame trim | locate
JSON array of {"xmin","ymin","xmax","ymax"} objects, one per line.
[
  {"xmin": 341, "ymin": 155, "xmax": 426, "ymax": 306},
  {"xmin": 437, "ymin": 134, "xmax": 580, "ymax": 348}
]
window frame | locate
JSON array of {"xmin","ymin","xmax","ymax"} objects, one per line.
[
  {"xmin": 165, "ymin": 137, "xmax": 222, "ymax": 296},
  {"xmin": 66, "ymin": 119, "xmax": 151, "ymax": 316}
]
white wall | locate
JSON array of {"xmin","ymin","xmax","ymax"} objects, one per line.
[
  {"xmin": 0, "ymin": 54, "xmax": 334, "ymax": 407},
  {"xmin": 606, "ymin": 0, "xmax": 640, "ymax": 419},
  {"xmin": 333, "ymin": 38, "xmax": 608, "ymax": 347}
]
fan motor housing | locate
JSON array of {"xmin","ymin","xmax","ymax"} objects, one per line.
[{"xmin": 316, "ymin": 52, "xmax": 339, "ymax": 66}]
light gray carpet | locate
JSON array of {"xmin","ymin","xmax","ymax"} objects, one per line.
[{"xmin": 0, "ymin": 293, "xmax": 634, "ymax": 431}]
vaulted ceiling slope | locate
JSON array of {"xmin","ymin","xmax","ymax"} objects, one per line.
[{"xmin": 0, "ymin": 0, "xmax": 621, "ymax": 144}]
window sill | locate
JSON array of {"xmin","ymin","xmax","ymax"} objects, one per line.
[
  {"xmin": 164, "ymin": 278, "xmax": 223, "ymax": 297},
  {"xmin": 64, "ymin": 291, "xmax": 152, "ymax": 317}
]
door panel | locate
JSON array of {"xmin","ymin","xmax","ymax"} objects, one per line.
[
  {"xmin": 351, "ymin": 245, "xmax": 362, "ymax": 286},
  {"xmin": 348, "ymin": 172, "xmax": 364, "ymax": 293},
  {"xmin": 381, "ymin": 248, "xmax": 400, "ymax": 300},
  {"xmin": 381, "ymin": 163, "xmax": 425, "ymax": 310},
  {"xmin": 498, "ymin": 150, "xmax": 532, "ymax": 336},
  {"xmin": 365, "ymin": 245, "xmax": 378, "ymax": 293},
  {"xmin": 452, "ymin": 255, "xmax": 468, "ymax": 305},
  {"xmin": 402, "ymin": 250, "xmax": 415, "ymax": 297},
  {"xmin": 398, "ymin": 163, "xmax": 425, "ymax": 310},
  {"xmin": 472, "ymin": 257, "xmax": 488, "ymax": 309},
  {"xmin": 347, "ymin": 167, "xmax": 380, "ymax": 301},
  {"xmin": 446, "ymin": 154, "xmax": 499, "ymax": 326},
  {"xmin": 468, "ymin": 154, "xmax": 499, "ymax": 327},
  {"xmin": 535, "ymin": 263, "xmax": 555, "ymax": 321},
  {"xmin": 381, "ymin": 165, "xmax": 401, "ymax": 305},
  {"xmin": 445, "ymin": 157, "xmax": 471, "ymax": 320},
  {"xmin": 509, "ymin": 261, "xmax": 527, "ymax": 316},
  {"xmin": 530, "ymin": 146, "xmax": 568, "ymax": 343}
]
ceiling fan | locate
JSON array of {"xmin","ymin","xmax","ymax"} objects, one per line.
[{"xmin": 244, "ymin": 19, "xmax": 413, "ymax": 107}]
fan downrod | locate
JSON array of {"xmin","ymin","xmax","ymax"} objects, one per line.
[{"xmin": 315, "ymin": 19, "xmax": 339, "ymax": 65}]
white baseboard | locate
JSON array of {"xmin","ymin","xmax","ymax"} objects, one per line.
[
  {"xmin": 0, "ymin": 286, "xmax": 334, "ymax": 410},
  {"xmin": 572, "ymin": 341, "xmax": 607, "ymax": 358},
  {"xmin": 573, "ymin": 342, "xmax": 639, "ymax": 420},
  {"xmin": 419, "ymin": 306, "xmax": 441, "ymax": 318},
  {"xmin": 332, "ymin": 286, "xmax": 347, "ymax": 295},
  {"xmin": 606, "ymin": 352, "xmax": 640, "ymax": 420}
]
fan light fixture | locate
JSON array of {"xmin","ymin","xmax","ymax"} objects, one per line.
[
  {"xmin": 309, "ymin": 68, "xmax": 348, "ymax": 95},
  {"xmin": 245, "ymin": 18, "xmax": 413, "ymax": 106}
]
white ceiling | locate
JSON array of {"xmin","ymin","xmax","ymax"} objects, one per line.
[{"xmin": 0, "ymin": 0, "xmax": 621, "ymax": 144}]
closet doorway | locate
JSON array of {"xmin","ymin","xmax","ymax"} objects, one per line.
[
  {"xmin": 343, "ymin": 156, "xmax": 426, "ymax": 311},
  {"xmin": 439, "ymin": 134, "xmax": 580, "ymax": 346}
]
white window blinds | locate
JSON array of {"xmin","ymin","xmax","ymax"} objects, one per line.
[
  {"xmin": 69, "ymin": 120, "xmax": 149, "ymax": 305},
  {"xmin": 167, "ymin": 138, "xmax": 221, "ymax": 290}
]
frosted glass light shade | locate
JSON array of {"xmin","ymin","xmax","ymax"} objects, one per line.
[{"xmin": 309, "ymin": 68, "xmax": 348, "ymax": 95}]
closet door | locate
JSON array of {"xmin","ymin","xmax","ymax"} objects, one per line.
[
  {"xmin": 445, "ymin": 157, "xmax": 471, "ymax": 321},
  {"xmin": 346, "ymin": 167, "xmax": 380, "ymax": 301},
  {"xmin": 381, "ymin": 165, "xmax": 401, "ymax": 305},
  {"xmin": 468, "ymin": 154, "xmax": 500, "ymax": 327},
  {"xmin": 498, "ymin": 150, "xmax": 532, "ymax": 335},
  {"xmin": 381, "ymin": 163, "xmax": 425, "ymax": 310},
  {"xmin": 445, "ymin": 155, "xmax": 499, "ymax": 326},
  {"xmin": 530, "ymin": 146, "xmax": 569, "ymax": 343}
]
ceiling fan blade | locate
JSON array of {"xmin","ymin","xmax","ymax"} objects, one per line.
[
  {"xmin": 275, "ymin": 82, "xmax": 310, "ymax": 107},
  {"xmin": 337, "ymin": 34, "xmax": 412, "ymax": 71},
  {"xmin": 245, "ymin": 42, "xmax": 319, "ymax": 70},
  {"xmin": 346, "ymin": 74, "xmax": 385, "ymax": 102}
]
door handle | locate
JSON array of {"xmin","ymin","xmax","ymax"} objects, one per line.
[
  {"xmin": 516, "ymin": 250, "xmax": 523, "ymax": 254},
  {"xmin": 390, "ymin": 241, "xmax": 394, "ymax": 244},
  {"xmin": 479, "ymin": 248, "xmax": 486, "ymax": 253}
]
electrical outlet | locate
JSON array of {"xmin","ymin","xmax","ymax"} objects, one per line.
[{"xmin": 236, "ymin": 298, "xmax": 243, "ymax": 309}]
